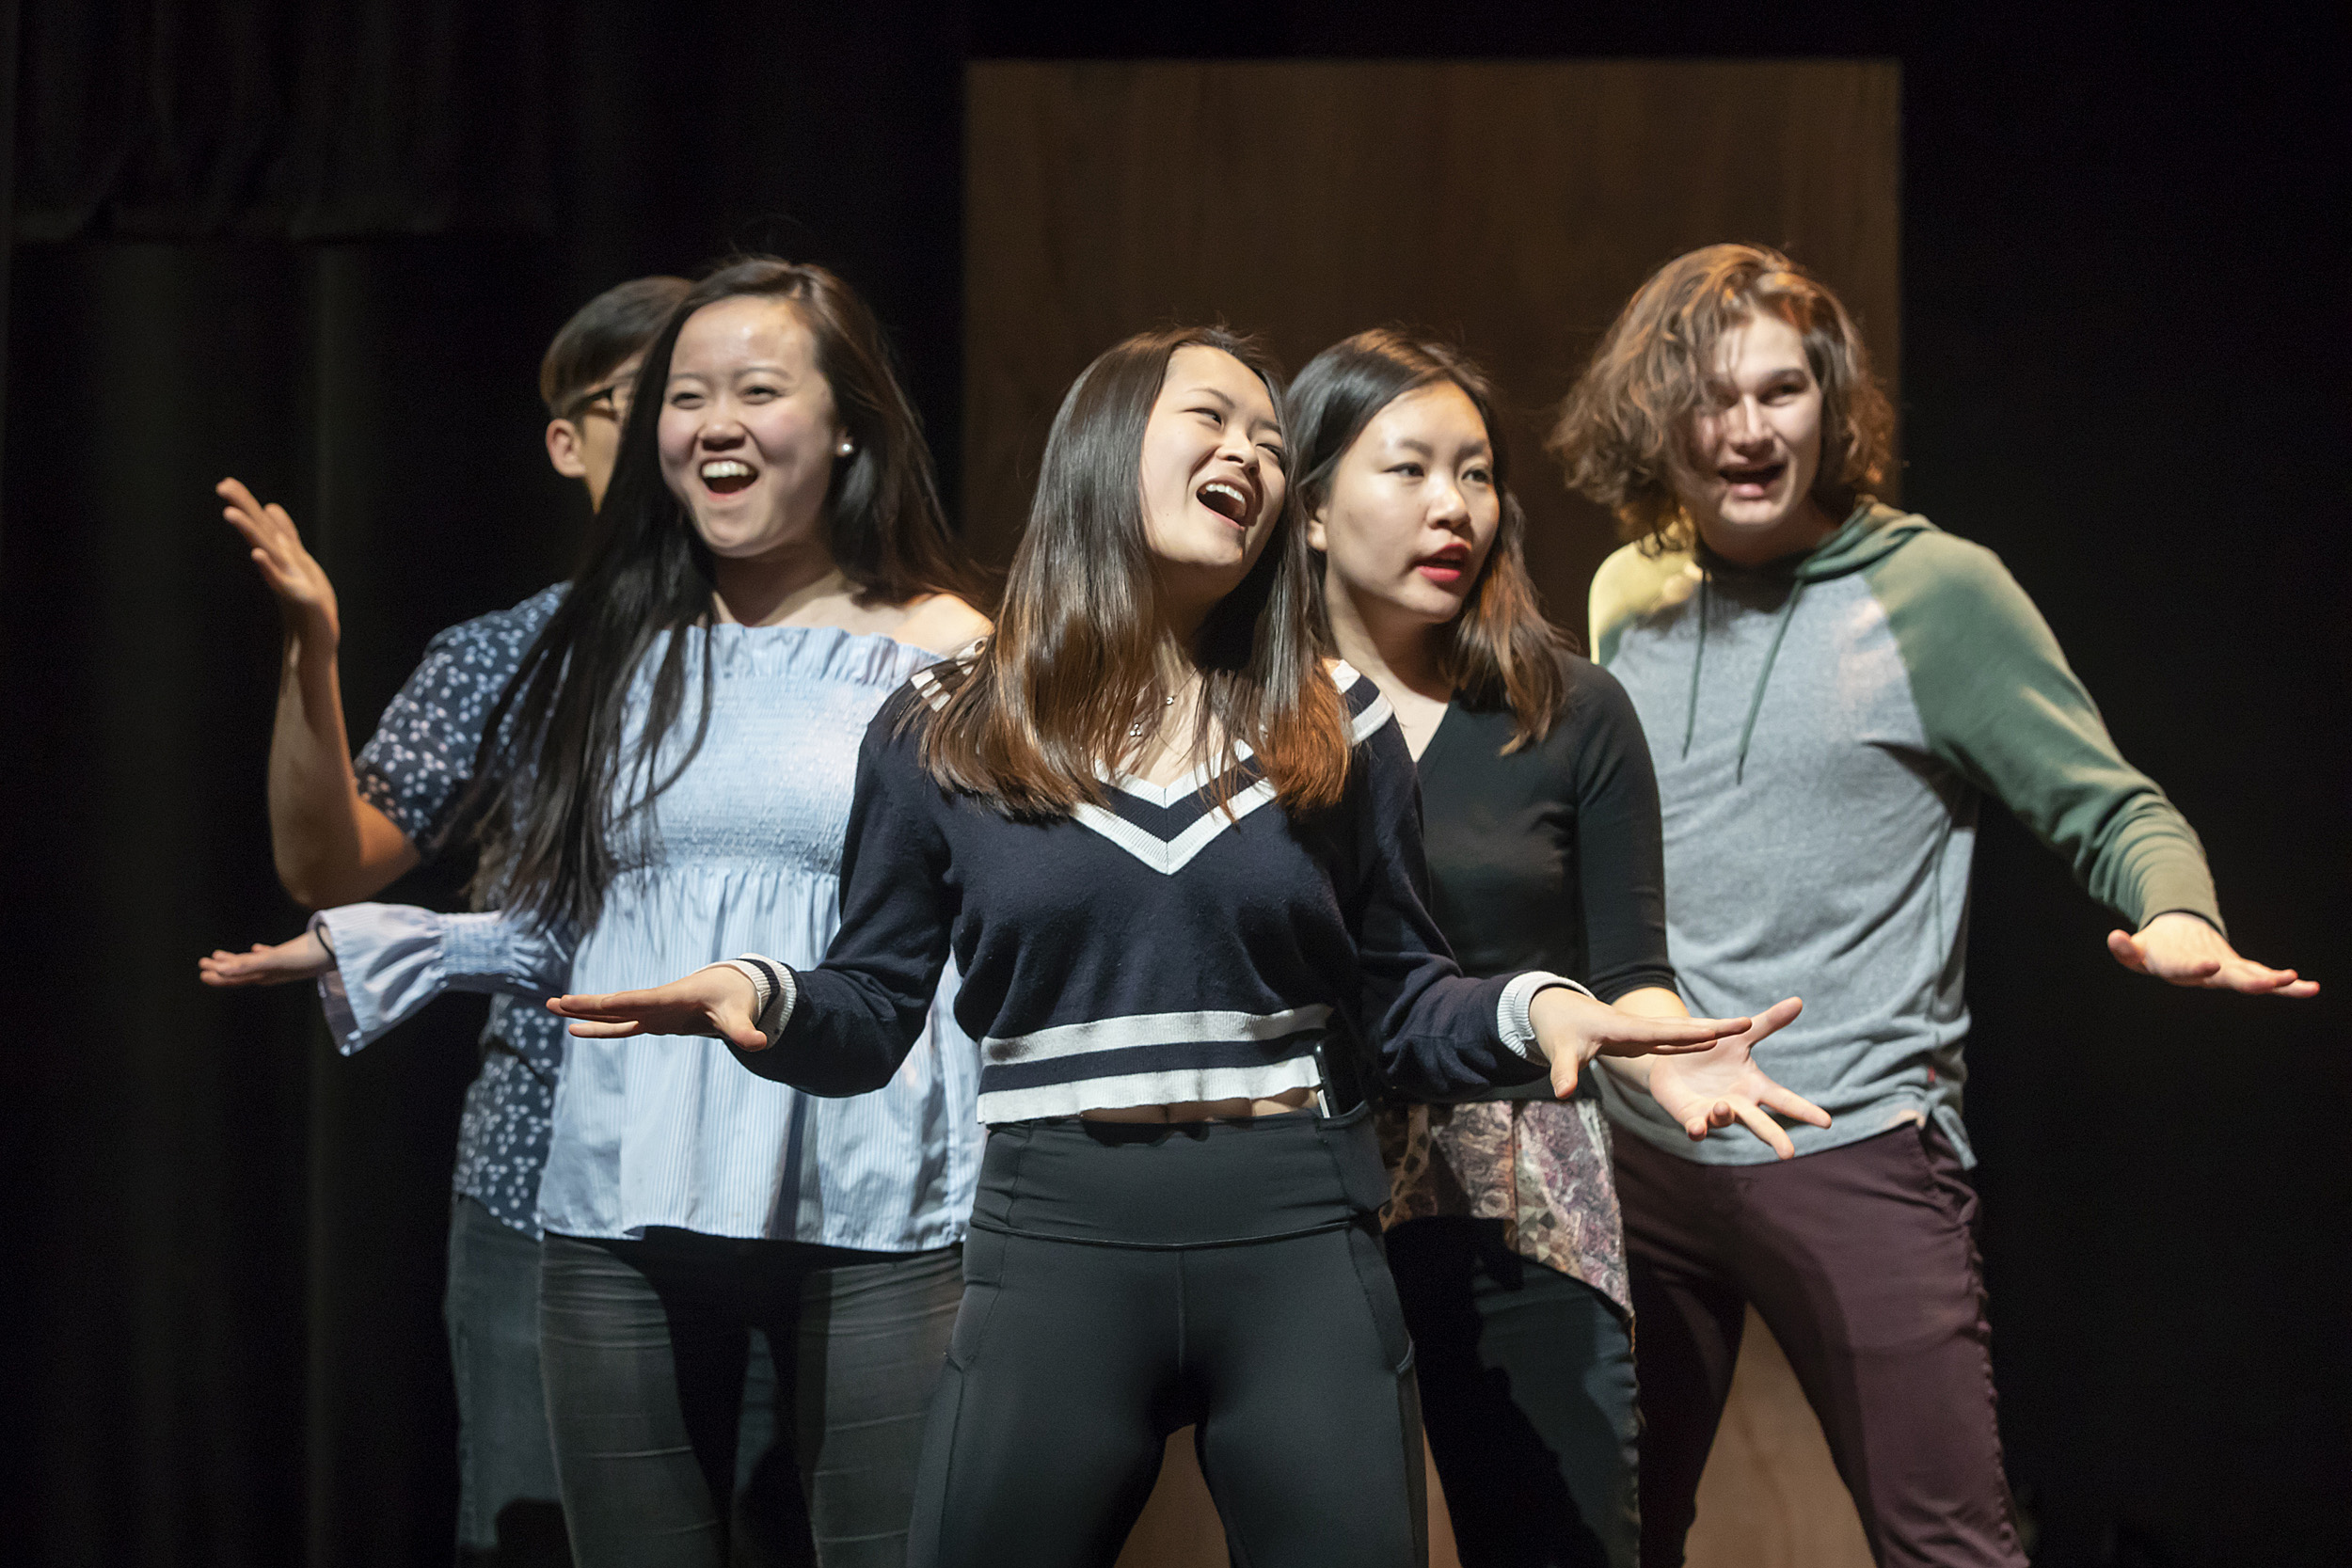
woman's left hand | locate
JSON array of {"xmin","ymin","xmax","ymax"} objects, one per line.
[{"xmin": 1528, "ymin": 987, "xmax": 1750, "ymax": 1099}]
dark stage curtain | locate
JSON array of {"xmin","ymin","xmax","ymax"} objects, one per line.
[
  {"xmin": 5, "ymin": 8, "xmax": 2344, "ymax": 1568},
  {"xmin": 3, "ymin": 6, "xmax": 962, "ymax": 1565},
  {"xmin": 10, "ymin": 0, "xmax": 552, "ymax": 241}
]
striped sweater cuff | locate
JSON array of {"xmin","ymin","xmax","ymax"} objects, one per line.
[
  {"xmin": 713, "ymin": 955, "xmax": 798, "ymax": 1048},
  {"xmin": 1498, "ymin": 971, "xmax": 1595, "ymax": 1067}
]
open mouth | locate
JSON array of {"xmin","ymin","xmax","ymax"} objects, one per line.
[
  {"xmin": 1196, "ymin": 476, "xmax": 1257, "ymax": 528},
  {"xmin": 1721, "ymin": 460, "xmax": 1786, "ymax": 497},
  {"xmin": 700, "ymin": 458, "xmax": 757, "ymax": 496},
  {"xmin": 1416, "ymin": 546, "xmax": 1472, "ymax": 585}
]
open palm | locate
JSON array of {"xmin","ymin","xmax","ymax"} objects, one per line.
[
  {"xmin": 1642, "ymin": 997, "xmax": 1829, "ymax": 1159},
  {"xmin": 199, "ymin": 929, "xmax": 331, "ymax": 989},
  {"xmin": 549, "ymin": 964, "xmax": 768, "ymax": 1050},
  {"xmin": 219, "ymin": 477, "xmax": 340, "ymax": 637}
]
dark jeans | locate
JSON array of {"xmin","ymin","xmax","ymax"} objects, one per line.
[
  {"xmin": 1388, "ymin": 1217, "xmax": 1639, "ymax": 1568},
  {"xmin": 445, "ymin": 1194, "xmax": 569, "ymax": 1566},
  {"xmin": 539, "ymin": 1228, "xmax": 961, "ymax": 1568},
  {"xmin": 1615, "ymin": 1125, "xmax": 2026, "ymax": 1568}
]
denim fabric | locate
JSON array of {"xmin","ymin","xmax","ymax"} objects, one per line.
[
  {"xmin": 538, "ymin": 1230, "xmax": 960, "ymax": 1568},
  {"xmin": 444, "ymin": 1195, "xmax": 567, "ymax": 1565},
  {"xmin": 1389, "ymin": 1216, "xmax": 1639, "ymax": 1568},
  {"xmin": 324, "ymin": 625, "xmax": 982, "ymax": 1252}
]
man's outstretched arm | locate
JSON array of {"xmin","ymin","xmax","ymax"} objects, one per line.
[
  {"xmin": 1875, "ymin": 533, "xmax": 2313, "ymax": 998},
  {"xmin": 223, "ymin": 477, "xmax": 419, "ymax": 907}
]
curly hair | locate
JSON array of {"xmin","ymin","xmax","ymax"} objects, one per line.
[{"xmin": 1549, "ymin": 244, "xmax": 1894, "ymax": 550}]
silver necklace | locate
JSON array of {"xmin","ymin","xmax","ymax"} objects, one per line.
[{"xmin": 1127, "ymin": 693, "xmax": 1176, "ymax": 739}]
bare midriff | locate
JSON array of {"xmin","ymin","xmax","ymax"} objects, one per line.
[{"xmin": 1080, "ymin": 1086, "xmax": 1318, "ymax": 1123}]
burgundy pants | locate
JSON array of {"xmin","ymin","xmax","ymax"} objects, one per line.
[{"xmin": 1614, "ymin": 1124, "xmax": 2026, "ymax": 1568}]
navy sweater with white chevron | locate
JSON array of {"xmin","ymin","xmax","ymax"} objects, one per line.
[{"xmin": 732, "ymin": 661, "xmax": 1570, "ymax": 1122}]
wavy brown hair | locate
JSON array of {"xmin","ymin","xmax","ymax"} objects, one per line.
[
  {"xmin": 918, "ymin": 326, "xmax": 1351, "ymax": 819},
  {"xmin": 472, "ymin": 257, "xmax": 983, "ymax": 930},
  {"xmin": 1549, "ymin": 244, "xmax": 1895, "ymax": 550},
  {"xmin": 1291, "ymin": 329, "xmax": 1570, "ymax": 752}
]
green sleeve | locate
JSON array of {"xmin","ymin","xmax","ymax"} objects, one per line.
[{"xmin": 1867, "ymin": 533, "xmax": 2224, "ymax": 933}]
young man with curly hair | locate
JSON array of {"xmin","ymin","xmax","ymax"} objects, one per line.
[{"xmin": 1552, "ymin": 244, "xmax": 2313, "ymax": 1568}]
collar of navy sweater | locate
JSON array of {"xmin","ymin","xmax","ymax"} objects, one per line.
[
  {"xmin": 906, "ymin": 657, "xmax": 1395, "ymax": 877},
  {"xmin": 1069, "ymin": 664, "xmax": 1391, "ymax": 875}
]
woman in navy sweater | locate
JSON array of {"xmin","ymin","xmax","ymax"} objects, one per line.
[
  {"xmin": 548, "ymin": 326, "xmax": 1778, "ymax": 1568},
  {"xmin": 1291, "ymin": 331, "xmax": 1827, "ymax": 1567}
]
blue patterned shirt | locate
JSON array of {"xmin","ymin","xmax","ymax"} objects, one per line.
[{"xmin": 353, "ymin": 584, "xmax": 565, "ymax": 1236}]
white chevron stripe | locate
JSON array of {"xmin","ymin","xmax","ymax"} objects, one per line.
[{"xmin": 1070, "ymin": 775, "xmax": 1279, "ymax": 875}]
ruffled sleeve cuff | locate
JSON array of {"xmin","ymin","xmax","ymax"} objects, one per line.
[{"xmin": 309, "ymin": 905, "xmax": 572, "ymax": 1055}]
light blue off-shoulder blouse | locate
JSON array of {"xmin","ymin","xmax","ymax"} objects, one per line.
[{"xmin": 314, "ymin": 625, "xmax": 981, "ymax": 1251}]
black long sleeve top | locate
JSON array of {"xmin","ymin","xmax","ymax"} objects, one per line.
[
  {"xmin": 1415, "ymin": 656, "xmax": 1677, "ymax": 1099},
  {"xmin": 729, "ymin": 660, "xmax": 1576, "ymax": 1121}
]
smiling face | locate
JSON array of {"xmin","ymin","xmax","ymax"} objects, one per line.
[
  {"xmin": 1678, "ymin": 309, "xmax": 1837, "ymax": 565},
  {"xmin": 1307, "ymin": 380, "xmax": 1502, "ymax": 640},
  {"xmin": 657, "ymin": 295, "xmax": 847, "ymax": 562},
  {"xmin": 1136, "ymin": 344, "xmax": 1289, "ymax": 625}
]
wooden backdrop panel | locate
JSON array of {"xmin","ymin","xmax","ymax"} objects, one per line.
[
  {"xmin": 969, "ymin": 60, "xmax": 1897, "ymax": 1568},
  {"xmin": 964, "ymin": 59, "xmax": 1899, "ymax": 639}
]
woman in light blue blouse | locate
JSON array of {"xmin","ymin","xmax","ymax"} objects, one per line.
[{"xmin": 205, "ymin": 258, "xmax": 993, "ymax": 1568}]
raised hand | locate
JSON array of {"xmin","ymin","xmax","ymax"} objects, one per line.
[
  {"xmin": 549, "ymin": 965, "xmax": 768, "ymax": 1051},
  {"xmin": 2106, "ymin": 911, "xmax": 2317, "ymax": 997},
  {"xmin": 1643, "ymin": 997, "xmax": 1830, "ymax": 1159},
  {"xmin": 1529, "ymin": 986, "xmax": 1753, "ymax": 1100},
  {"xmin": 219, "ymin": 477, "xmax": 340, "ymax": 641},
  {"xmin": 199, "ymin": 929, "xmax": 333, "ymax": 988}
]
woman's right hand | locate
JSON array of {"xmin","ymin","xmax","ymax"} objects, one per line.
[
  {"xmin": 549, "ymin": 965, "xmax": 768, "ymax": 1050},
  {"xmin": 199, "ymin": 930, "xmax": 333, "ymax": 988},
  {"xmin": 219, "ymin": 477, "xmax": 340, "ymax": 642}
]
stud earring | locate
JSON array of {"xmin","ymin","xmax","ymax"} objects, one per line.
[{"xmin": 836, "ymin": 441, "xmax": 854, "ymax": 457}]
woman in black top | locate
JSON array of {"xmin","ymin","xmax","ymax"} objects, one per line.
[
  {"xmin": 1290, "ymin": 330, "xmax": 1827, "ymax": 1568},
  {"xmin": 547, "ymin": 325, "xmax": 1771, "ymax": 1568}
]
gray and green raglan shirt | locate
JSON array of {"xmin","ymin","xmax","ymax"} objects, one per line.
[{"xmin": 1590, "ymin": 500, "xmax": 2221, "ymax": 1166}]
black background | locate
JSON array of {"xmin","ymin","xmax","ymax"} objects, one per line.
[{"xmin": 3, "ymin": 5, "xmax": 2344, "ymax": 1565}]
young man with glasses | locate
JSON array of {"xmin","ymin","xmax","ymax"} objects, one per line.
[{"xmin": 215, "ymin": 275, "xmax": 688, "ymax": 1565}]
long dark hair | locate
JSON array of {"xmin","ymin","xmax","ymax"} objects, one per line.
[
  {"xmin": 474, "ymin": 257, "xmax": 981, "ymax": 930},
  {"xmin": 917, "ymin": 326, "xmax": 1351, "ymax": 819},
  {"xmin": 1291, "ymin": 329, "xmax": 1569, "ymax": 752}
]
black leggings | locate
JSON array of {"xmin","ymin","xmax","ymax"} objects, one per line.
[
  {"xmin": 909, "ymin": 1113, "xmax": 1427, "ymax": 1568},
  {"xmin": 1389, "ymin": 1217, "xmax": 1640, "ymax": 1568}
]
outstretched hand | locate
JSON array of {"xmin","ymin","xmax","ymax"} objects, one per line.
[
  {"xmin": 1529, "ymin": 987, "xmax": 1753, "ymax": 1100},
  {"xmin": 219, "ymin": 477, "xmax": 340, "ymax": 640},
  {"xmin": 549, "ymin": 965, "xmax": 770, "ymax": 1051},
  {"xmin": 199, "ymin": 929, "xmax": 332, "ymax": 989},
  {"xmin": 2106, "ymin": 911, "xmax": 2316, "ymax": 997},
  {"xmin": 1643, "ymin": 997, "xmax": 1830, "ymax": 1159}
]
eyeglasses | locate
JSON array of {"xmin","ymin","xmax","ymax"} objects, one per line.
[{"xmin": 565, "ymin": 377, "xmax": 634, "ymax": 424}]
